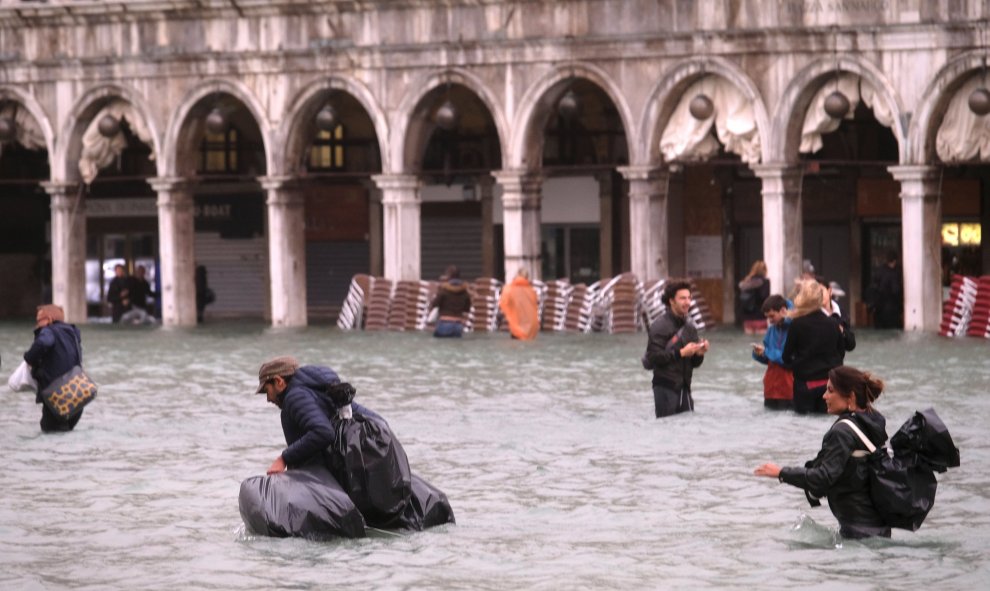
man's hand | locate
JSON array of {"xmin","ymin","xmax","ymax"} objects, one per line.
[
  {"xmin": 752, "ymin": 343, "xmax": 765, "ymax": 356},
  {"xmin": 267, "ymin": 456, "xmax": 287, "ymax": 475}
]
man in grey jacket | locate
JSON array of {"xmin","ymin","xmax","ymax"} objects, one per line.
[{"xmin": 642, "ymin": 280, "xmax": 709, "ymax": 418}]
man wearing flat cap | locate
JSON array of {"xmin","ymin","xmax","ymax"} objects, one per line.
[{"xmin": 255, "ymin": 356, "xmax": 380, "ymax": 475}]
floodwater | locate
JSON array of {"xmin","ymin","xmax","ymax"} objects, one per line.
[{"xmin": 0, "ymin": 322, "xmax": 987, "ymax": 590}]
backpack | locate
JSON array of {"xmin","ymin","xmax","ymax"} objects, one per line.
[{"xmin": 839, "ymin": 408, "xmax": 959, "ymax": 531}]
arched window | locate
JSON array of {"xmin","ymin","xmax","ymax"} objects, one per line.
[
  {"xmin": 200, "ymin": 128, "xmax": 239, "ymax": 173},
  {"xmin": 308, "ymin": 124, "xmax": 346, "ymax": 170}
]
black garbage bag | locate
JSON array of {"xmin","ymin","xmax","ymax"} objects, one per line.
[
  {"xmin": 867, "ymin": 408, "xmax": 960, "ymax": 532},
  {"xmin": 387, "ymin": 472, "xmax": 456, "ymax": 532},
  {"xmin": 890, "ymin": 408, "xmax": 961, "ymax": 472},
  {"xmin": 322, "ymin": 383, "xmax": 412, "ymax": 528},
  {"xmin": 238, "ymin": 462, "xmax": 366, "ymax": 539}
]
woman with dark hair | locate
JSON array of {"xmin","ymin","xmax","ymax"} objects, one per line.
[{"xmin": 754, "ymin": 365, "xmax": 891, "ymax": 539}]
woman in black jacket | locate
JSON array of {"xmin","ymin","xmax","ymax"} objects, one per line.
[
  {"xmin": 781, "ymin": 279, "xmax": 845, "ymax": 414},
  {"xmin": 754, "ymin": 365, "xmax": 891, "ymax": 539}
]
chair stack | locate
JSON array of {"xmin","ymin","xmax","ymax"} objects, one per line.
[
  {"xmin": 641, "ymin": 279, "xmax": 667, "ymax": 326},
  {"xmin": 336, "ymin": 274, "xmax": 370, "ymax": 331},
  {"xmin": 363, "ymin": 277, "xmax": 394, "ymax": 331},
  {"xmin": 596, "ymin": 273, "xmax": 644, "ymax": 333},
  {"xmin": 541, "ymin": 279, "xmax": 573, "ymax": 331},
  {"xmin": 688, "ymin": 286, "xmax": 715, "ymax": 332},
  {"xmin": 387, "ymin": 280, "xmax": 433, "ymax": 331},
  {"xmin": 563, "ymin": 282, "xmax": 596, "ymax": 332},
  {"xmin": 939, "ymin": 274, "xmax": 978, "ymax": 337},
  {"xmin": 531, "ymin": 279, "xmax": 548, "ymax": 329},
  {"xmin": 468, "ymin": 277, "xmax": 502, "ymax": 332},
  {"xmin": 964, "ymin": 276, "xmax": 990, "ymax": 339}
]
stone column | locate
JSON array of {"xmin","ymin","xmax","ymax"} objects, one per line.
[
  {"xmin": 752, "ymin": 164, "xmax": 803, "ymax": 297},
  {"xmin": 363, "ymin": 179, "xmax": 384, "ymax": 277},
  {"xmin": 492, "ymin": 169, "xmax": 542, "ymax": 281},
  {"xmin": 478, "ymin": 176, "xmax": 496, "ymax": 278},
  {"xmin": 596, "ymin": 171, "xmax": 614, "ymax": 279},
  {"xmin": 149, "ymin": 177, "xmax": 197, "ymax": 327},
  {"xmin": 42, "ymin": 182, "xmax": 87, "ymax": 323},
  {"xmin": 372, "ymin": 173, "xmax": 421, "ymax": 281},
  {"xmin": 260, "ymin": 176, "xmax": 307, "ymax": 327},
  {"xmin": 617, "ymin": 166, "xmax": 669, "ymax": 282},
  {"xmin": 888, "ymin": 165, "xmax": 941, "ymax": 332}
]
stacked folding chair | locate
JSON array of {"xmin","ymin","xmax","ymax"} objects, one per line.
[
  {"xmin": 594, "ymin": 273, "xmax": 643, "ymax": 333},
  {"xmin": 408, "ymin": 281, "xmax": 434, "ymax": 331},
  {"xmin": 468, "ymin": 277, "xmax": 502, "ymax": 332},
  {"xmin": 939, "ymin": 274, "xmax": 978, "ymax": 337},
  {"xmin": 541, "ymin": 279, "xmax": 573, "ymax": 332},
  {"xmin": 964, "ymin": 276, "xmax": 990, "ymax": 339},
  {"xmin": 564, "ymin": 282, "xmax": 596, "ymax": 332},
  {"xmin": 531, "ymin": 279, "xmax": 548, "ymax": 330},
  {"xmin": 363, "ymin": 277, "xmax": 394, "ymax": 331},
  {"xmin": 641, "ymin": 279, "xmax": 667, "ymax": 326},
  {"xmin": 688, "ymin": 286, "xmax": 715, "ymax": 332},
  {"xmin": 336, "ymin": 274, "xmax": 370, "ymax": 331}
]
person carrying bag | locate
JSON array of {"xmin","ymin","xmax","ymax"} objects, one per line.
[{"xmin": 23, "ymin": 304, "xmax": 96, "ymax": 432}]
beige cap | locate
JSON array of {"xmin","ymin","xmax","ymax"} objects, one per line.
[{"xmin": 256, "ymin": 356, "xmax": 299, "ymax": 393}]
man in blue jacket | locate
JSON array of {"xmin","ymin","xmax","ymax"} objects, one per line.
[
  {"xmin": 751, "ymin": 294, "xmax": 793, "ymax": 410},
  {"xmin": 255, "ymin": 356, "xmax": 379, "ymax": 475}
]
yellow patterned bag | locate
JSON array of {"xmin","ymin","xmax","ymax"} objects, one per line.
[{"xmin": 40, "ymin": 365, "xmax": 97, "ymax": 420}]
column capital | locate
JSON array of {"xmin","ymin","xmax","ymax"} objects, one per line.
[
  {"xmin": 258, "ymin": 175, "xmax": 303, "ymax": 192},
  {"xmin": 887, "ymin": 165, "xmax": 941, "ymax": 201},
  {"xmin": 886, "ymin": 164, "xmax": 939, "ymax": 183},
  {"xmin": 491, "ymin": 169, "xmax": 542, "ymax": 191},
  {"xmin": 752, "ymin": 163, "xmax": 802, "ymax": 194},
  {"xmin": 750, "ymin": 162, "xmax": 802, "ymax": 179},
  {"xmin": 148, "ymin": 176, "xmax": 196, "ymax": 193},
  {"xmin": 371, "ymin": 173, "xmax": 421, "ymax": 192},
  {"xmin": 40, "ymin": 181, "xmax": 81, "ymax": 197},
  {"xmin": 616, "ymin": 165, "xmax": 667, "ymax": 182}
]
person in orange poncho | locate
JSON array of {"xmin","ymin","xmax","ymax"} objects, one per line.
[{"xmin": 498, "ymin": 268, "xmax": 539, "ymax": 340}]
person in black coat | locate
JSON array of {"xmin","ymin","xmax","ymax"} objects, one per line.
[
  {"xmin": 781, "ymin": 280, "xmax": 846, "ymax": 414},
  {"xmin": 23, "ymin": 304, "xmax": 85, "ymax": 433},
  {"xmin": 755, "ymin": 365, "xmax": 891, "ymax": 539},
  {"xmin": 868, "ymin": 251, "xmax": 903, "ymax": 329},
  {"xmin": 641, "ymin": 279, "xmax": 709, "ymax": 418},
  {"xmin": 255, "ymin": 356, "xmax": 380, "ymax": 474},
  {"xmin": 106, "ymin": 264, "xmax": 132, "ymax": 323}
]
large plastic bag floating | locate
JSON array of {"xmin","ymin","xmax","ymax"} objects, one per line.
[
  {"xmin": 323, "ymin": 383, "xmax": 413, "ymax": 527},
  {"xmin": 390, "ymin": 472, "xmax": 456, "ymax": 531},
  {"xmin": 238, "ymin": 463, "xmax": 366, "ymax": 539}
]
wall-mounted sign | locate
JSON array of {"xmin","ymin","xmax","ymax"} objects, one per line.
[{"xmin": 685, "ymin": 235, "xmax": 723, "ymax": 279}]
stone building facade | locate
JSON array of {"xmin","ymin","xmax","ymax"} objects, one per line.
[{"xmin": 0, "ymin": 0, "xmax": 987, "ymax": 330}]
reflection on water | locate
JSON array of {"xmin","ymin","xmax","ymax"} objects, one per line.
[{"xmin": 1, "ymin": 323, "xmax": 988, "ymax": 590}]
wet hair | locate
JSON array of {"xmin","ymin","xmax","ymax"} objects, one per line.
[
  {"xmin": 661, "ymin": 279, "xmax": 693, "ymax": 307},
  {"xmin": 761, "ymin": 294, "xmax": 788, "ymax": 314},
  {"xmin": 788, "ymin": 279, "xmax": 824, "ymax": 318},
  {"xmin": 828, "ymin": 365, "xmax": 885, "ymax": 410}
]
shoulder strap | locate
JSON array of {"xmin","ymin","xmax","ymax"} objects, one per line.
[{"xmin": 837, "ymin": 418, "xmax": 876, "ymax": 453}]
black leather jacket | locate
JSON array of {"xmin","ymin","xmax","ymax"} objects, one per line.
[
  {"xmin": 642, "ymin": 311, "xmax": 704, "ymax": 390},
  {"xmin": 780, "ymin": 410, "xmax": 890, "ymax": 538}
]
